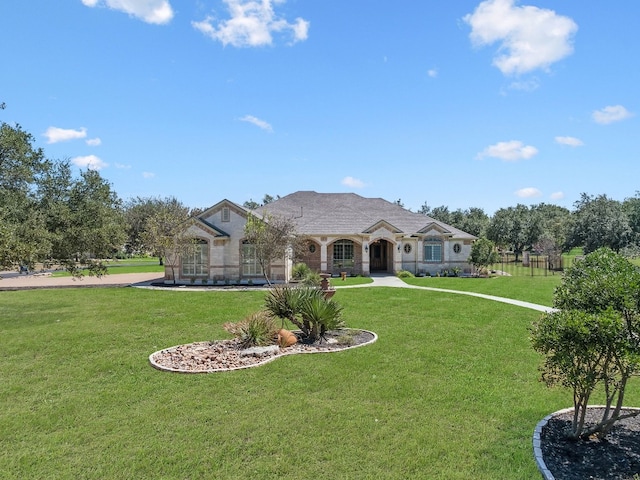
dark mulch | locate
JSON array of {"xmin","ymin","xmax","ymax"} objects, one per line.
[{"xmin": 541, "ymin": 407, "xmax": 640, "ymax": 479}]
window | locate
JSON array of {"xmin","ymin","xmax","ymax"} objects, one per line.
[
  {"xmin": 309, "ymin": 244, "xmax": 316, "ymax": 253},
  {"xmin": 222, "ymin": 207, "xmax": 230, "ymax": 222},
  {"xmin": 182, "ymin": 240, "xmax": 208, "ymax": 276},
  {"xmin": 403, "ymin": 243, "xmax": 412, "ymax": 254},
  {"xmin": 453, "ymin": 243, "xmax": 461, "ymax": 254},
  {"xmin": 242, "ymin": 241, "xmax": 259, "ymax": 276},
  {"xmin": 424, "ymin": 237, "xmax": 442, "ymax": 262},
  {"xmin": 333, "ymin": 239, "xmax": 354, "ymax": 269}
]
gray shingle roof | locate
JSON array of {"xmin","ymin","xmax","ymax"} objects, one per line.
[{"xmin": 254, "ymin": 191, "xmax": 476, "ymax": 239}]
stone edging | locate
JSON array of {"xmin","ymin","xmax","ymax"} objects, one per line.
[
  {"xmin": 149, "ymin": 329, "xmax": 378, "ymax": 374},
  {"xmin": 533, "ymin": 405, "xmax": 640, "ymax": 479}
]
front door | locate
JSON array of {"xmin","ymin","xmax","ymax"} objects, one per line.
[{"xmin": 370, "ymin": 240, "xmax": 389, "ymax": 272}]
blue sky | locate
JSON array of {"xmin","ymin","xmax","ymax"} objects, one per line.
[{"xmin": 1, "ymin": 0, "xmax": 637, "ymax": 214}]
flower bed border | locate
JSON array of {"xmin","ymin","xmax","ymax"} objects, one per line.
[{"xmin": 149, "ymin": 328, "xmax": 378, "ymax": 373}]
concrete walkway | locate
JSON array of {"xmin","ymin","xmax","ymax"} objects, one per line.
[
  {"xmin": 338, "ymin": 274, "xmax": 555, "ymax": 313},
  {"xmin": 0, "ymin": 271, "xmax": 554, "ymax": 313}
]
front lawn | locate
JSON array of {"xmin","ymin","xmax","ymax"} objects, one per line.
[{"xmin": 2, "ymin": 285, "xmax": 637, "ymax": 478}]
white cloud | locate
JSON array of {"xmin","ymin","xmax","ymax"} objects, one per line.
[
  {"xmin": 240, "ymin": 114, "xmax": 273, "ymax": 132},
  {"xmin": 341, "ymin": 176, "xmax": 365, "ymax": 189},
  {"xmin": 427, "ymin": 68, "xmax": 438, "ymax": 78},
  {"xmin": 44, "ymin": 126, "xmax": 87, "ymax": 144},
  {"xmin": 115, "ymin": 163, "xmax": 131, "ymax": 169},
  {"xmin": 515, "ymin": 187, "xmax": 542, "ymax": 198},
  {"xmin": 592, "ymin": 105, "xmax": 634, "ymax": 125},
  {"xmin": 86, "ymin": 137, "xmax": 102, "ymax": 146},
  {"xmin": 555, "ymin": 136, "xmax": 583, "ymax": 147},
  {"xmin": 71, "ymin": 155, "xmax": 108, "ymax": 170},
  {"xmin": 82, "ymin": 0, "xmax": 173, "ymax": 25},
  {"xmin": 507, "ymin": 78, "xmax": 540, "ymax": 92},
  {"xmin": 192, "ymin": 0, "xmax": 309, "ymax": 47},
  {"xmin": 476, "ymin": 140, "xmax": 538, "ymax": 161},
  {"xmin": 464, "ymin": 0, "xmax": 578, "ymax": 75},
  {"xmin": 550, "ymin": 191, "xmax": 564, "ymax": 200},
  {"xmin": 142, "ymin": 172, "xmax": 156, "ymax": 178}
]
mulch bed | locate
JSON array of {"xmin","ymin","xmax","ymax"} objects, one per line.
[{"xmin": 540, "ymin": 407, "xmax": 640, "ymax": 479}]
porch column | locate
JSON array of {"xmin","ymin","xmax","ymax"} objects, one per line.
[
  {"xmin": 362, "ymin": 242, "xmax": 370, "ymax": 276},
  {"xmin": 320, "ymin": 241, "xmax": 328, "ymax": 272},
  {"xmin": 393, "ymin": 240, "xmax": 403, "ymax": 273}
]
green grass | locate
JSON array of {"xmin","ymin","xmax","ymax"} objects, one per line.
[
  {"xmin": 51, "ymin": 259, "xmax": 164, "ymax": 277},
  {"xmin": 403, "ymin": 275, "xmax": 562, "ymax": 306},
  {"xmin": 2, "ymin": 282, "xmax": 638, "ymax": 478}
]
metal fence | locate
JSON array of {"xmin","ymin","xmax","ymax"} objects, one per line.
[{"xmin": 489, "ymin": 252, "xmax": 574, "ymax": 276}]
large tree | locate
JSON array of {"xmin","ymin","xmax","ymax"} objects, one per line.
[
  {"xmin": 124, "ymin": 196, "xmax": 190, "ymax": 260},
  {"xmin": 419, "ymin": 202, "xmax": 489, "ymax": 237},
  {"xmin": 0, "ymin": 115, "xmax": 51, "ymax": 269},
  {"xmin": 1, "ymin": 105, "xmax": 126, "ymax": 276},
  {"xmin": 486, "ymin": 204, "xmax": 543, "ymax": 261},
  {"xmin": 567, "ymin": 193, "xmax": 631, "ymax": 254},
  {"xmin": 50, "ymin": 170, "xmax": 126, "ymax": 276},
  {"xmin": 623, "ymin": 192, "xmax": 640, "ymax": 250}
]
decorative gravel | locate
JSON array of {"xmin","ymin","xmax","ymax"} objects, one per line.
[{"xmin": 149, "ymin": 328, "xmax": 377, "ymax": 373}]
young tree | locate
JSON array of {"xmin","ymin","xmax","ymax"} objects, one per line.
[
  {"xmin": 531, "ymin": 248, "xmax": 640, "ymax": 439},
  {"xmin": 141, "ymin": 204, "xmax": 196, "ymax": 283},
  {"xmin": 468, "ymin": 237, "xmax": 499, "ymax": 276},
  {"xmin": 243, "ymin": 212, "xmax": 305, "ymax": 285}
]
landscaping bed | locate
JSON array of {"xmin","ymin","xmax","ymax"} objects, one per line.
[{"xmin": 149, "ymin": 328, "xmax": 377, "ymax": 373}]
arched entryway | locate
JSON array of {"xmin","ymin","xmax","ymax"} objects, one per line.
[{"xmin": 369, "ymin": 239, "xmax": 392, "ymax": 272}]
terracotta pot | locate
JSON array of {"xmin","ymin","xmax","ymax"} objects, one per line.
[{"xmin": 277, "ymin": 329, "xmax": 297, "ymax": 347}]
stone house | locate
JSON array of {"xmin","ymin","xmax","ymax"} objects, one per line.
[{"xmin": 165, "ymin": 191, "xmax": 477, "ymax": 284}]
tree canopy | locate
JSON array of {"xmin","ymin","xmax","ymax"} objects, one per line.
[{"xmin": 1, "ymin": 106, "xmax": 125, "ymax": 276}]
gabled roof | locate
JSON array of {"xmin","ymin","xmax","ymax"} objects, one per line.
[
  {"xmin": 363, "ymin": 220, "xmax": 403, "ymax": 234},
  {"xmin": 253, "ymin": 191, "xmax": 476, "ymax": 239},
  {"xmin": 198, "ymin": 198, "xmax": 249, "ymax": 220},
  {"xmin": 418, "ymin": 222, "xmax": 453, "ymax": 236},
  {"xmin": 184, "ymin": 216, "xmax": 230, "ymax": 237}
]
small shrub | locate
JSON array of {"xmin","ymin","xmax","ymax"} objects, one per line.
[
  {"xmin": 396, "ymin": 270, "xmax": 414, "ymax": 278},
  {"xmin": 335, "ymin": 329, "xmax": 358, "ymax": 346},
  {"xmin": 223, "ymin": 311, "xmax": 278, "ymax": 348},
  {"xmin": 301, "ymin": 271, "xmax": 322, "ymax": 287},
  {"xmin": 292, "ymin": 262, "xmax": 312, "ymax": 280},
  {"xmin": 264, "ymin": 286, "xmax": 344, "ymax": 343}
]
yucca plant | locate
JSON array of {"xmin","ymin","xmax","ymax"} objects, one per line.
[
  {"xmin": 264, "ymin": 286, "xmax": 344, "ymax": 343},
  {"xmin": 222, "ymin": 310, "xmax": 278, "ymax": 348}
]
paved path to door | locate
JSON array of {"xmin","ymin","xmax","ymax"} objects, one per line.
[{"xmin": 337, "ymin": 274, "xmax": 555, "ymax": 313}]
